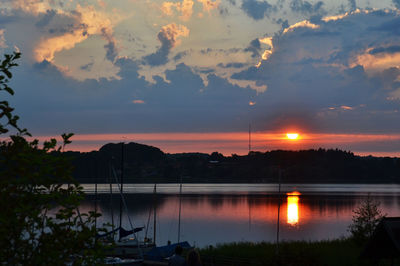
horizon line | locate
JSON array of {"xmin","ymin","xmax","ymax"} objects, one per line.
[{"xmin": 8, "ymin": 131, "xmax": 400, "ymax": 157}]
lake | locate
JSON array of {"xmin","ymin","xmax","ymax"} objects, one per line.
[{"xmin": 79, "ymin": 183, "xmax": 400, "ymax": 247}]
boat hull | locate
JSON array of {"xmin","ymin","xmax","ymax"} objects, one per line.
[{"xmin": 107, "ymin": 243, "xmax": 156, "ymax": 259}]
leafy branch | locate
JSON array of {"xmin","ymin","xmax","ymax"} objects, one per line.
[{"xmin": 0, "ymin": 52, "xmax": 30, "ymax": 136}]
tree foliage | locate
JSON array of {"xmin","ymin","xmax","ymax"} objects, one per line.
[
  {"xmin": 348, "ymin": 195, "xmax": 385, "ymax": 245},
  {"xmin": 0, "ymin": 52, "xmax": 106, "ymax": 264},
  {"xmin": 69, "ymin": 147, "xmax": 400, "ymax": 183}
]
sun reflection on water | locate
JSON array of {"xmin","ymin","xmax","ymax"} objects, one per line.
[{"xmin": 287, "ymin": 192, "xmax": 300, "ymax": 226}]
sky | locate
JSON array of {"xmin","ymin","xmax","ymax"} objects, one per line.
[{"xmin": 1, "ymin": 0, "xmax": 400, "ymax": 155}]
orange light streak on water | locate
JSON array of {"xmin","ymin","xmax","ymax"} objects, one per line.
[
  {"xmin": 287, "ymin": 192, "xmax": 301, "ymax": 226},
  {"xmin": 154, "ymin": 195, "xmax": 315, "ymax": 225}
]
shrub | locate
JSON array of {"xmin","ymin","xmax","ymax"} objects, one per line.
[
  {"xmin": 0, "ymin": 52, "xmax": 106, "ymax": 264},
  {"xmin": 348, "ymin": 195, "xmax": 385, "ymax": 244}
]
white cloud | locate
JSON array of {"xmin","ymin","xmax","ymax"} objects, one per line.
[
  {"xmin": 282, "ymin": 20, "xmax": 320, "ymax": 33},
  {"xmin": 33, "ymin": 5, "xmax": 121, "ymax": 63}
]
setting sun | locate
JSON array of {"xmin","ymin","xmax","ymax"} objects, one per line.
[{"xmin": 286, "ymin": 133, "xmax": 299, "ymax": 140}]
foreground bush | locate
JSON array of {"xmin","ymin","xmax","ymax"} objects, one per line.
[{"xmin": 0, "ymin": 52, "xmax": 106, "ymax": 265}]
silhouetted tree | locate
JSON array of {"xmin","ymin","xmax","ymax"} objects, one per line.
[{"xmin": 348, "ymin": 195, "xmax": 385, "ymax": 245}]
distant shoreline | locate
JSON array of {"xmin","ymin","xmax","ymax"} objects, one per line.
[{"xmin": 65, "ymin": 142, "xmax": 400, "ymax": 184}]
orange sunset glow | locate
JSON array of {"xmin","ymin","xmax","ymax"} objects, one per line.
[{"xmin": 21, "ymin": 131, "xmax": 400, "ymax": 156}]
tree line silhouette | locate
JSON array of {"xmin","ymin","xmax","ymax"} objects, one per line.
[{"xmin": 63, "ymin": 142, "xmax": 400, "ymax": 183}]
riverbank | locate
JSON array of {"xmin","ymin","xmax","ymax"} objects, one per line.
[{"xmin": 198, "ymin": 239, "xmax": 396, "ymax": 266}]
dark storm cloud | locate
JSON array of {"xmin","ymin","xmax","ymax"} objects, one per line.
[
  {"xmin": 12, "ymin": 57, "xmax": 256, "ymax": 134},
  {"xmin": 143, "ymin": 40, "xmax": 170, "ymax": 66},
  {"xmin": 143, "ymin": 24, "xmax": 189, "ymax": 66},
  {"xmin": 289, "ymin": 0, "xmax": 326, "ymax": 16},
  {"xmin": 371, "ymin": 16, "xmax": 400, "ymax": 35},
  {"xmin": 369, "ymin": 45, "xmax": 400, "ymax": 55},
  {"xmin": 244, "ymin": 38, "xmax": 262, "ymax": 58},
  {"xmin": 241, "ymin": 0, "xmax": 274, "ymax": 20}
]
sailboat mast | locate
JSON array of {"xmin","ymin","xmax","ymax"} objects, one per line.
[
  {"xmin": 276, "ymin": 168, "xmax": 281, "ymax": 254},
  {"xmin": 94, "ymin": 160, "xmax": 98, "ymax": 231},
  {"xmin": 153, "ymin": 183, "xmax": 157, "ymax": 245},
  {"xmin": 109, "ymin": 163, "xmax": 114, "ymax": 234},
  {"xmin": 178, "ymin": 175, "xmax": 182, "ymax": 243},
  {"xmin": 119, "ymin": 143, "xmax": 124, "ymax": 230}
]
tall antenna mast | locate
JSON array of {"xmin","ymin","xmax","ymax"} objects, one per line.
[
  {"xmin": 248, "ymin": 123, "xmax": 251, "ymax": 153},
  {"xmin": 119, "ymin": 142, "xmax": 124, "ymax": 232}
]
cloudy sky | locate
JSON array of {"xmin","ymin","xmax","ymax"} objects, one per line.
[{"xmin": 2, "ymin": 0, "xmax": 400, "ymax": 155}]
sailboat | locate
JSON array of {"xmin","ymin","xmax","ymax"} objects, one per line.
[
  {"xmin": 143, "ymin": 176, "xmax": 191, "ymax": 264},
  {"xmin": 99, "ymin": 143, "xmax": 155, "ymax": 259}
]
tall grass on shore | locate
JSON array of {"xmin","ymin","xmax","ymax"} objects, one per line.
[{"xmin": 199, "ymin": 239, "xmax": 396, "ymax": 266}]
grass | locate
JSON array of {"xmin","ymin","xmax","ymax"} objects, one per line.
[{"xmin": 198, "ymin": 239, "xmax": 397, "ymax": 266}]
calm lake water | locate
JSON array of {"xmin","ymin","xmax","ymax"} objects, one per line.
[{"xmin": 79, "ymin": 184, "xmax": 400, "ymax": 247}]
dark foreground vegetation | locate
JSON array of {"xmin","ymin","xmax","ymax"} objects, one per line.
[
  {"xmin": 199, "ymin": 239, "xmax": 398, "ymax": 266},
  {"xmin": 0, "ymin": 53, "xmax": 107, "ymax": 264},
  {"xmin": 67, "ymin": 142, "xmax": 400, "ymax": 183}
]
